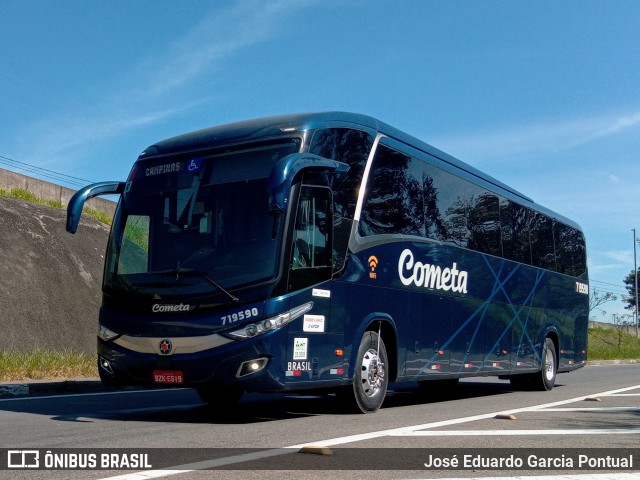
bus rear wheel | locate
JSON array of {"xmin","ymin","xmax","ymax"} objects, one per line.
[
  {"xmin": 509, "ymin": 338, "xmax": 557, "ymax": 391},
  {"xmin": 532, "ymin": 338, "xmax": 557, "ymax": 391},
  {"xmin": 350, "ymin": 331, "xmax": 388, "ymax": 413}
]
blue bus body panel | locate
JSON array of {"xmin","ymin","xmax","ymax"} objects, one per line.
[
  {"xmin": 337, "ymin": 239, "xmax": 587, "ymax": 381},
  {"xmin": 91, "ymin": 112, "xmax": 587, "ymax": 396}
]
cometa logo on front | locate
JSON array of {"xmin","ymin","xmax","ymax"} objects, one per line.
[
  {"xmin": 152, "ymin": 303, "xmax": 191, "ymax": 313},
  {"xmin": 398, "ymin": 248, "xmax": 468, "ymax": 294}
]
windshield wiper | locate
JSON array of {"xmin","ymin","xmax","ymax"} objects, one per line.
[{"xmin": 151, "ymin": 267, "xmax": 239, "ymax": 304}]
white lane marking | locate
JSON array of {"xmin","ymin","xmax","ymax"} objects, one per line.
[
  {"xmin": 396, "ymin": 428, "xmax": 640, "ymax": 436},
  {"xmin": 101, "ymin": 384, "xmax": 640, "ymax": 479},
  {"xmin": 541, "ymin": 407, "xmax": 640, "ymax": 412}
]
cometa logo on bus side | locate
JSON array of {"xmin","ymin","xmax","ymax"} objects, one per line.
[{"xmin": 398, "ymin": 249, "xmax": 468, "ymax": 294}]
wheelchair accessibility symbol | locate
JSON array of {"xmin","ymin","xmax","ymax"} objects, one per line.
[{"xmin": 186, "ymin": 157, "xmax": 203, "ymax": 174}]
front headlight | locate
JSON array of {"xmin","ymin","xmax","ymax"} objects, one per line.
[
  {"xmin": 227, "ymin": 302, "xmax": 313, "ymax": 340},
  {"xmin": 98, "ymin": 325, "xmax": 121, "ymax": 341}
]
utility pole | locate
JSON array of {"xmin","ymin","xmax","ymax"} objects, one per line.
[{"xmin": 634, "ymin": 229, "xmax": 639, "ymax": 338}]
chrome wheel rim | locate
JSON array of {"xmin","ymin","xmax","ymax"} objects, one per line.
[
  {"xmin": 544, "ymin": 347, "xmax": 555, "ymax": 381},
  {"xmin": 360, "ymin": 348, "xmax": 385, "ymax": 397}
]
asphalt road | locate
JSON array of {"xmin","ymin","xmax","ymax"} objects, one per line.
[{"xmin": 1, "ymin": 364, "xmax": 639, "ymax": 480}]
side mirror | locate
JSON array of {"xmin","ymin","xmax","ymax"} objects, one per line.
[
  {"xmin": 268, "ymin": 153, "xmax": 348, "ymax": 211},
  {"xmin": 66, "ymin": 181, "xmax": 125, "ymax": 234}
]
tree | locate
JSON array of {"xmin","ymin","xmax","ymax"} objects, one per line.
[
  {"xmin": 589, "ymin": 288, "xmax": 617, "ymax": 322},
  {"xmin": 622, "ymin": 268, "xmax": 639, "ymax": 313}
]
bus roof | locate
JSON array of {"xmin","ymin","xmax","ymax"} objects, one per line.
[{"xmin": 139, "ymin": 112, "xmax": 581, "ymax": 231}]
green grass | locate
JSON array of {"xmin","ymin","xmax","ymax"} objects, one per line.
[
  {"xmin": 0, "ymin": 187, "xmax": 111, "ymax": 225},
  {"xmin": 588, "ymin": 327, "xmax": 640, "ymax": 360},
  {"xmin": 0, "ymin": 349, "xmax": 96, "ymax": 382}
]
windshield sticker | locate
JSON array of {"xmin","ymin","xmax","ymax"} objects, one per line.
[
  {"xmin": 398, "ymin": 248, "xmax": 468, "ymax": 294},
  {"xmin": 303, "ymin": 314, "xmax": 325, "ymax": 333},
  {"xmin": 145, "ymin": 162, "xmax": 182, "ymax": 177},
  {"xmin": 293, "ymin": 338, "xmax": 308, "ymax": 360},
  {"xmin": 312, "ymin": 288, "xmax": 331, "ymax": 298},
  {"xmin": 186, "ymin": 157, "xmax": 203, "ymax": 174}
]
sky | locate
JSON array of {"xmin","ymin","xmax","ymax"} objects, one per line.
[{"xmin": 1, "ymin": 0, "xmax": 639, "ymax": 322}]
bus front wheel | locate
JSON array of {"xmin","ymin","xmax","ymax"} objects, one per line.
[{"xmin": 350, "ymin": 331, "xmax": 389, "ymax": 413}]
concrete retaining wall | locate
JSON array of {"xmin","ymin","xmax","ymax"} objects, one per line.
[
  {"xmin": 590, "ymin": 319, "xmax": 639, "ymax": 336},
  {"xmin": 0, "ymin": 167, "xmax": 116, "ymax": 218}
]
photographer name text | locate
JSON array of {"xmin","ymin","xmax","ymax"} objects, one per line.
[{"xmin": 424, "ymin": 453, "xmax": 634, "ymax": 470}]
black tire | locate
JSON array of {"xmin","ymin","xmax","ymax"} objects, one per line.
[
  {"xmin": 196, "ymin": 384, "xmax": 244, "ymax": 409},
  {"xmin": 526, "ymin": 337, "xmax": 557, "ymax": 391},
  {"xmin": 350, "ymin": 331, "xmax": 389, "ymax": 413},
  {"xmin": 509, "ymin": 339, "xmax": 557, "ymax": 391}
]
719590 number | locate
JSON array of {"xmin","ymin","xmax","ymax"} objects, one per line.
[{"xmin": 221, "ymin": 308, "xmax": 260, "ymax": 325}]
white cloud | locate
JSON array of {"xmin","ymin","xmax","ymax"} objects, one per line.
[
  {"xmin": 602, "ymin": 249, "xmax": 634, "ymax": 265},
  {"xmin": 432, "ymin": 110, "xmax": 640, "ymax": 161},
  {"xmin": 138, "ymin": 0, "xmax": 312, "ymax": 97}
]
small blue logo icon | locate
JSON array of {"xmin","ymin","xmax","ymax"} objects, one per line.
[{"xmin": 186, "ymin": 157, "xmax": 203, "ymax": 174}]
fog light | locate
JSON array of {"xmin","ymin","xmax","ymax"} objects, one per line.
[
  {"xmin": 236, "ymin": 357, "xmax": 269, "ymax": 378},
  {"xmin": 98, "ymin": 356, "xmax": 114, "ymax": 375}
]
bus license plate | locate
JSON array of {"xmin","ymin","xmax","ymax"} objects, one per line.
[{"xmin": 153, "ymin": 370, "xmax": 184, "ymax": 384}]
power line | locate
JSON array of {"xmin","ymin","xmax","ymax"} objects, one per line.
[{"xmin": 0, "ymin": 154, "xmax": 93, "ymax": 188}]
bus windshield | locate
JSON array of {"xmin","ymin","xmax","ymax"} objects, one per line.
[{"xmin": 104, "ymin": 139, "xmax": 301, "ymax": 299}]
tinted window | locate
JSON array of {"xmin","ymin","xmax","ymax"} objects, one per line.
[
  {"xmin": 353, "ymin": 141, "xmax": 586, "ymax": 276},
  {"xmin": 467, "ymin": 189, "xmax": 501, "ymax": 256},
  {"xmin": 500, "ymin": 200, "xmax": 531, "ymax": 264},
  {"xmin": 309, "ymin": 128, "xmax": 374, "ymax": 219},
  {"xmin": 360, "ymin": 145, "xmax": 425, "ymax": 236},
  {"xmin": 310, "ymin": 128, "xmax": 374, "ymax": 270},
  {"xmin": 530, "ymin": 212, "xmax": 556, "ymax": 269},
  {"xmin": 554, "ymin": 222, "xmax": 587, "ymax": 276},
  {"xmin": 425, "ymin": 166, "xmax": 469, "ymax": 247}
]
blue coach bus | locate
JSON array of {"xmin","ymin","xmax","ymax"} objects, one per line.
[{"xmin": 67, "ymin": 112, "xmax": 588, "ymax": 413}]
